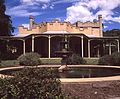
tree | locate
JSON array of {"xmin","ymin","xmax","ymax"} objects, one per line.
[
  {"xmin": 103, "ymin": 29, "xmax": 120, "ymax": 37},
  {"xmin": 0, "ymin": 0, "xmax": 14, "ymax": 36}
]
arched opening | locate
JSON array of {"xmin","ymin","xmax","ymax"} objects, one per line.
[
  {"xmin": 90, "ymin": 40, "xmax": 104, "ymax": 57},
  {"xmin": 103, "ymin": 39, "xmax": 118, "ymax": 56},
  {"xmin": 50, "ymin": 36, "xmax": 62, "ymax": 57},
  {"xmin": 69, "ymin": 36, "xmax": 81, "ymax": 56},
  {"xmin": 35, "ymin": 36, "xmax": 48, "ymax": 58},
  {"xmin": 25, "ymin": 37, "xmax": 32, "ymax": 53}
]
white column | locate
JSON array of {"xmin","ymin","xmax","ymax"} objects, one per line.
[
  {"xmin": 103, "ymin": 43, "xmax": 105, "ymax": 55},
  {"xmin": 23, "ymin": 40, "xmax": 25, "ymax": 55},
  {"xmin": 109, "ymin": 43, "xmax": 112, "ymax": 55},
  {"xmin": 32, "ymin": 35, "xmax": 34, "ymax": 52},
  {"xmin": 81, "ymin": 36, "xmax": 84, "ymax": 57},
  {"xmin": 48, "ymin": 35, "xmax": 51, "ymax": 58},
  {"xmin": 88, "ymin": 40, "xmax": 91, "ymax": 58},
  {"xmin": 65, "ymin": 35, "xmax": 68, "ymax": 49},
  {"xmin": 117, "ymin": 39, "xmax": 120, "ymax": 52},
  {"xmin": 97, "ymin": 47, "xmax": 100, "ymax": 57}
]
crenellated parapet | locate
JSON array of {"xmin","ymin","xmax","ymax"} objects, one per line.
[
  {"xmin": 18, "ymin": 25, "xmax": 41, "ymax": 34},
  {"xmin": 46, "ymin": 19, "xmax": 68, "ymax": 31},
  {"xmin": 18, "ymin": 22, "xmax": 47, "ymax": 34},
  {"xmin": 75, "ymin": 21, "xmax": 100, "ymax": 28},
  {"xmin": 18, "ymin": 15, "xmax": 103, "ymax": 37}
]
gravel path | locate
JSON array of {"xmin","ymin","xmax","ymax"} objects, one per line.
[{"xmin": 62, "ymin": 80, "xmax": 120, "ymax": 99}]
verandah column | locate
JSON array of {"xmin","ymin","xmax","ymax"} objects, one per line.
[
  {"xmin": 116, "ymin": 39, "xmax": 120, "ymax": 52},
  {"xmin": 88, "ymin": 39, "xmax": 91, "ymax": 58},
  {"xmin": 32, "ymin": 35, "xmax": 35, "ymax": 52},
  {"xmin": 48, "ymin": 35, "xmax": 51, "ymax": 58},
  {"xmin": 106, "ymin": 42, "xmax": 112, "ymax": 55},
  {"xmin": 109, "ymin": 42, "xmax": 112, "ymax": 55},
  {"xmin": 81, "ymin": 36, "xmax": 84, "ymax": 57},
  {"xmin": 22, "ymin": 40, "xmax": 25, "ymax": 55}
]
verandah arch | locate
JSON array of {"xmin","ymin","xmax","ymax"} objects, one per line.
[
  {"xmin": 69, "ymin": 36, "xmax": 82, "ymax": 57},
  {"xmin": 89, "ymin": 38, "xmax": 119, "ymax": 57},
  {"xmin": 50, "ymin": 35, "xmax": 63, "ymax": 57},
  {"xmin": 34, "ymin": 36, "xmax": 49, "ymax": 58}
]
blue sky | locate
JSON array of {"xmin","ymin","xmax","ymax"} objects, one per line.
[{"xmin": 5, "ymin": 0, "xmax": 120, "ymax": 35}]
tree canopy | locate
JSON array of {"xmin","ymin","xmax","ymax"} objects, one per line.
[
  {"xmin": 103, "ymin": 29, "xmax": 120, "ymax": 37},
  {"xmin": 0, "ymin": 0, "xmax": 14, "ymax": 36}
]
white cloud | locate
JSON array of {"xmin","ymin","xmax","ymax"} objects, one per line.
[
  {"xmin": 22, "ymin": 24, "xmax": 30, "ymax": 29},
  {"xmin": 66, "ymin": 3, "xmax": 93, "ymax": 23},
  {"xmin": 104, "ymin": 25, "xmax": 108, "ymax": 29},
  {"xmin": 50, "ymin": 4, "xmax": 54, "ymax": 9},
  {"xmin": 6, "ymin": 0, "xmax": 120, "ymax": 22},
  {"xmin": 53, "ymin": 0, "xmax": 79, "ymax": 4},
  {"xmin": 7, "ymin": 0, "xmax": 82, "ymax": 17},
  {"xmin": 6, "ymin": 5, "xmax": 41, "ymax": 17},
  {"xmin": 20, "ymin": 0, "xmax": 50, "ymax": 4},
  {"xmin": 42, "ymin": 4, "xmax": 48, "ymax": 9},
  {"xmin": 7, "ymin": 9, "xmax": 40, "ymax": 17},
  {"xmin": 65, "ymin": 0, "xmax": 120, "ymax": 23},
  {"xmin": 6, "ymin": 0, "xmax": 54, "ymax": 17},
  {"xmin": 105, "ymin": 16, "xmax": 120, "ymax": 23},
  {"xmin": 41, "ymin": 3, "xmax": 54, "ymax": 10}
]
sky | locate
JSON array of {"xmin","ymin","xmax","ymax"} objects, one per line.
[{"xmin": 5, "ymin": 0, "xmax": 120, "ymax": 35}]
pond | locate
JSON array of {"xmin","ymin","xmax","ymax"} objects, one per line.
[
  {"xmin": 59, "ymin": 67, "xmax": 120, "ymax": 78},
  {"xmin": 0, "ymin": 66, "xmax": 120, "ymax": 78}
]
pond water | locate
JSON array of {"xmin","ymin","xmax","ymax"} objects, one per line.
[
  {"xmin": 59, "ymin": 67, "xmax": 120, "ymax": 78},
  {"xmin": 0, "ymin": 67, "xmax": 120, "ymax": 78}
]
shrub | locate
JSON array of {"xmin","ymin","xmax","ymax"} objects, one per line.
[
  {"xmin": 98, "ymin": 55, "xmax": 113, "ymax": 65},
  {"xmin": 66, "ymin": 54, "xmax": 86, "ymax": 65},
  {"xmin": 111, "ymin": 52, "xmax": 120, "ymax": 66},
  {"xmin": 98, "ymin": 52, "xmax": 120, "ymax": 66},
  {"xmin": 0, "ymin": 67, "xmax": 67, "ymax": 99},
  {"xmin": 17, "ymin": 52, "xmax": 41, "ymax": 66}
]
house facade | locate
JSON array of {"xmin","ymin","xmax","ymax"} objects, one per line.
[{"xmin": 0, "ymin": 15, "xmax": 119, "ymax": 59}]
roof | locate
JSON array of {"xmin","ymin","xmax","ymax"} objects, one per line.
[
  {"xmin": 13, "ymin": 34, "xmax": 30, "ymax": 37},
  {"xmin": 86, "ymin": 35, "xmax": 99, "ymax": 37},
  {"xmin": 43, "ymin": 31, "xmax": 69, "ymax": 34}
]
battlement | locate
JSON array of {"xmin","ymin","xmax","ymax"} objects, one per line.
[
  {"xmin": 75, "ymin": 21, "xmax": 99, "ymax": 28},
  {"xmin": 18, "ymin": 15, "xmax": 103, "ymax": 37}
]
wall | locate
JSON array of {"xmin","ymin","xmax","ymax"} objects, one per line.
[{"xmin": 18, "ymin": 15, "xmax": 103, "ymax": 37}]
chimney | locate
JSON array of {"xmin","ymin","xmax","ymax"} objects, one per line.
[
  {"xmin": 98, "ymin": 15, "xmax": 102, "ymax": 21},
  {"xmin": 98, "ymin": 15, "xmax": 103, "ymax": 37},
  {"xmin": 29, "ymin": 15, "xmax": 34, "ymax": 29}
]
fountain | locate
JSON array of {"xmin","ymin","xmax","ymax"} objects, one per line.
[{"xmin": 55, "ymin": 34, "xmax": 72, "ymax": 72}]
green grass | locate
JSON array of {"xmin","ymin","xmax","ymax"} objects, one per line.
[
  {"xmin": 84, "ymin": 58, "xmax": 99, "ymax": 65},
  {"xmin": 40, "ymin": 58, "xmax": 62, "ymax": 65},
  {"xmin": 0, "ymin": 58, "xmax": 99, "ymax": 67},
  {"xmin": 0, "ymin": 60, "xmax": 19, "ymax": 66},
  {"xmin": 40, "ymin": 58, "xmax": 99, "ymax": 65}
]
